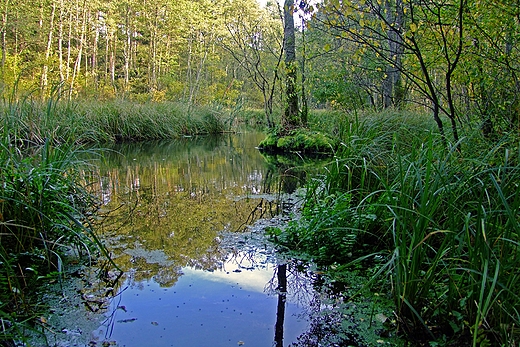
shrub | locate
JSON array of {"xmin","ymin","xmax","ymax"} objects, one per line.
[{"xmin": 269, "ymin": 110, "xmax": 520, "ymax": 346}]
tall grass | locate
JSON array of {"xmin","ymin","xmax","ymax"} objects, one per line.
[
  {"xmin": 377, "ymin": 137, "xmax": 520, "ymax": 346},
  {"xmin": 0, "ymin": 99, "xmax": 113, "ymax": 344},
  {"xmin": 273, "ymin": 111, "xmax": 520, "ymax": 346},
  {"xmin": 0, "ymin": 98, "xmax": 234, "ymax": 144}
]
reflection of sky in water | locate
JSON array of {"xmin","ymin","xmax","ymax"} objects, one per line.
[
  {"xmin": 182, "ymin": 254, "xmax": 274, "ymax": 294},
  {"xmin": 88, "ymin": 133, "xmax": 324, "ymax": 346},
  {"xmin": 94, "ymin": 253, "xmax": 310, "ymax": 347}
]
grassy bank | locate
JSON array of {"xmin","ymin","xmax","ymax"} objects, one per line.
[
  {"xmin": 0, "ymin": 141, "xmax": 103, "ymax": 343},
  {"xmin": 0, "ymin": 99, "xmax": 252, "ymax": 144},
  {"xmin": 0, "ymin": 102, "xmax": 113, "ymax": 344},
  {"xmin": 269, "ymin": 110, "xmax": 520, "ymax": 346}
]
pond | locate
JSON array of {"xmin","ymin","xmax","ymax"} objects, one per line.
[
  {"xmin": 80, "ymin": 132, "xmax": 325, "ymax": 347},
  {"xmin": 30, "ymin": 131, "xmax": 403, "ymax": 347}
]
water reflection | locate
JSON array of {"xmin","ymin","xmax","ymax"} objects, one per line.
[
  {"xmin": 89, "ymin": 133, "xmax": 283, "ymax": 281},
  {"xmin": 85, "ymin": 132, "xmax": 326, "ymax": 346},
  {"xmin": 93, "ymin": 250, "xmax": 315, "ymax": 347},
  {"xmin": 274, "ymin": 264, "xmax": 287, "ymax": 347}
]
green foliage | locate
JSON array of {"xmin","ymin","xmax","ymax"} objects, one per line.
[
  {"xmin": 258, "ymin": 128, "xmax": 337, "ymax": 154},
  {"xmin": 268, "ymin": 191, "xmax": 377, "ymax": 264},
  {"xmin": 0, "ymin": 98, "xmax": 116, "ymax": 344},
  {"xmin": 0, "ymin": 140, "xmax": 98, "ymax": 253},
  {"xmin": 270, "ymin": 110, "xmax": 520, "ymax": 346}
]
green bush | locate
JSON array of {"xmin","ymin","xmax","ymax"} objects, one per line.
[{"xmin": 269, "ymin": 111, "xmax": 520, "ymax": 346}]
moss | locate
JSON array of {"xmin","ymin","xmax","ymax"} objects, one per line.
[
  {"xmin": 258, "ymin": 129, "xmax": 336, "ymax": 154},
  {"xmin": 258, "ymin": 133, "xmax": 278, "ymax": 148}
]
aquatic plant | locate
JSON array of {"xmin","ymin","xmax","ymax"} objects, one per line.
[
  {"xmin": 0, "ymin": 101, "xmax": 113, "ymax": 344},
  {"xmin": 270, "ymin": 111, "xmax": 520, "ymax": 346}
]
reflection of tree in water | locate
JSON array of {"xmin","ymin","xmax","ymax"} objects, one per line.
[
  {"xmin": 287, "ymin": 276, "xmax": 389, "ymax": 347},
  {"xmin": 94, "ymin": 180, "xmax": 266, "ymax": 278},
  {"xmin": 262, "ymin": 260, "xmax": 383, "ymax": 347},
  {"xmin": 274, "ymin": 263, "xmax": 287, "ymax": 347},
  {"xmin": 288, "ymin": 295, "xmax": 367, "ymax": 347},
  {"xmin": 263, "ymin": 261, "xmax": 317, "ymax": 347},
  {"xmin": 260, "ymin": 151, "xmax": 330, "ymax": 195},
  {"xmin": 86, "ymin": 134, "xmax": 343, "ymax": 345},
  {"xmin": 262, "ymin": 163, "xmax": 308, "ymax": 196}
]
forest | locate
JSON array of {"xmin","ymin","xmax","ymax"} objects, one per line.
[
  {"xmin": 1, "ymin": 0, "xmax": 519, "ymax": 346},
  {"xmin": 1, "ymin": 0, "xmax": 517, "ymax": 137}
]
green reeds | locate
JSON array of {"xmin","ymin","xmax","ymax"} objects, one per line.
[
  {"xmin": 381, "ymin": 137, "xmax": 520, "ymax": 345},
  {"xmin": 0, "ymin": 101, "xmax": 113, "ymax": 344},
  {"xmin": 0, "ymin": 98, "xmax": 232, "ymax": 144},
  {"xmin": 274, "ymin": 111, "xmax": 520, "ymax": 346}
]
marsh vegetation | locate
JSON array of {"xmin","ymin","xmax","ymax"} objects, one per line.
[
  {"xmin": 1, "ymin": 0, "xmax": 520, "ymax": 345},
  {"xmin": 269, "ymin": 110, "xmax": 520, "ymax": 346}
]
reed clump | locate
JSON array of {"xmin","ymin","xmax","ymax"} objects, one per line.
[
  {"xmin": 0, "ymin": 99, "xmax": 111, "ymax": 343},
  {"xmin": 0, "ymin": 98, "xmax": 232, "ymax": 145},
  {"xmin": 271, "ymin": 110, "xmax": 520, "ymax": 346}
]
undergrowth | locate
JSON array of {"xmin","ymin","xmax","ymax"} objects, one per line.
[
  {"xmin": 269, "ymin": 111, "xmax": 520, "ymax": 347},
  {"xmin": 0, "ymin": 99, "xmax": 113, "ymax": 345}
]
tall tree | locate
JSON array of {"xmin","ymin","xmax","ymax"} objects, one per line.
[
  {"xmin": 318, "ymin": 0, "xmax": 468, "ymax": 145},
  {"xmin": 220, "ymin": 0, "xmax": 283, "ymax": 128},
  {"xmin": 40, "ymin": 0, "xmax": 56, "ymax": 98},
  {"xmin": 462, "ymin": 0, "xmax": 520, "ymax": 136},
  {"xmin": 1, "ymin": 0, "xmax": 9, "ymax": 70},
  {"xmin": 382, "ymin": 0, "xmax": 404, "ymax": 108},
  {"xmin": 281, "ymin": 0, "xmax": 302, "ymax": 131}
]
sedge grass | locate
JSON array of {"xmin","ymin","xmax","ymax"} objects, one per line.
[
  {"xmin": 0, "ymin": 98, "xmax": 236, "ymax": 144},
  {"xmin": 273, "ymin": 111, "xmax": 520, "ymax": 346},
  {"xmin": 0, "ymin": 101, "xmax": 117, "ymax": 344}
]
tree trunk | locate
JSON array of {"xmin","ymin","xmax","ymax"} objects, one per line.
[
  {"xmin": 382, "ymin": 0, "xmax": 404, "ymax": 108},
  {"xmin": 66, "ymin": 8, "xmax": 72, "ymax": 81},
  {"xmin": 58, "ymin": 0, "xmax": 64, "ymax": 83},
  {"xmin": 282, "ymin": 0, "xmax": 300, "ymax": 131},
  {"xmin": 1, "ymin": 0, "xmax": 9, "ymax": 70},
  {"xmin": 69, "ymin": 0, "xmax": 87, "ymax": 100},
  {"xmin": 124, "ymin": 4, "xmax": 131, "ymax": 92},
  {"xmin": 40, "ymin": 0, "xmax": 56, "ymax": 100},
  {"xmin": 91, "ymin": 10, "xmax": 100, "ymax": 90},
  {"xmin": 300, "ymin": 13, "xmax": 308, "ymax": 125}
]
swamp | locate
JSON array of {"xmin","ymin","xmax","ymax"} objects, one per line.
[
  {"xmin": 3, "ymin": 130, "xmax": 399, "ymax": 347},
  {"xmin": 1, "ymin": 0, "xmax": 520, "ymax": 346}
]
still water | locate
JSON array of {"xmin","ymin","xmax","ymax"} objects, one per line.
[{"xmin": 87, "ymin": 132, "xmax": 322, "ymax": 347}]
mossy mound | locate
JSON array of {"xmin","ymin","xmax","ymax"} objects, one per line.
[{"xmin": 258, "ymin": 129, "xmax": 336, "ymax": 154}]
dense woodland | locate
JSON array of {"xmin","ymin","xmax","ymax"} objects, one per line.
[{"xmin": 1, "ymin": 0, "xmax": 519, "ymax": 137}]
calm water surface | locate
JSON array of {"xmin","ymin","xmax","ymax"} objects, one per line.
[{"xmin": 88, "ymin": 132, "xmax": 320, "ymax": 347}]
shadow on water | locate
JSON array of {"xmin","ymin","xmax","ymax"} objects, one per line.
[{"xmin": 78, "ymin": 132, "xmax": 331, "ymax": 347}]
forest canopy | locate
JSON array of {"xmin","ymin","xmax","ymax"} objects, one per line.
[{"xmin": 1, "ymin": 0, "xmax": 519, "ymax": 137}]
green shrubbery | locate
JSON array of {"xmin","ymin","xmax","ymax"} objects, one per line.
[
  {"xmin": 269, "ymin": 111, "xmax": 520, "ymax": 346},
  {"xmin": 0, "ymin": 102, "xmax": 109, "ymax": 344}
]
